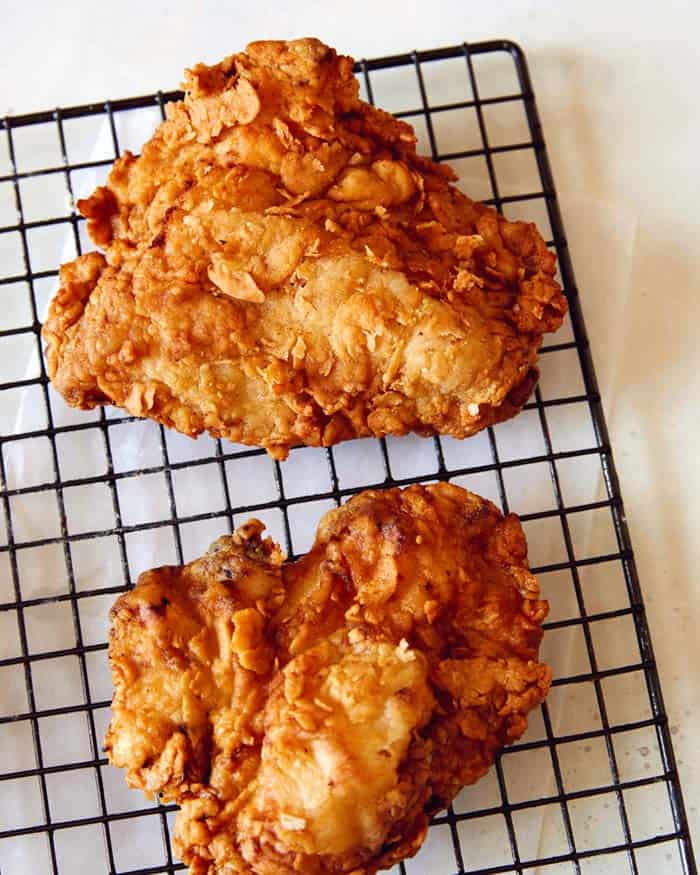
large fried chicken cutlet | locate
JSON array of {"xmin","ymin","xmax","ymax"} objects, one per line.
[
  {"xmin": 43, "ymin": 38, "xmax": 566, "ymax": 459},
  {"xmin": 106, "ymin": 483, "xmax": 551, "ymax": 874}
]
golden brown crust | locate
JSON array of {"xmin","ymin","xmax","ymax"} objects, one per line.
[
  {"xmin": 105, "ymin": 522, "xmax": 285, "ymax": 801},
  {"xmin": 43, "ymin": 38, "xmax": 566, "ymax": 458},
  {"xmin": 107, "ymin": 483, "xmax": 550, "ymax": 874}
]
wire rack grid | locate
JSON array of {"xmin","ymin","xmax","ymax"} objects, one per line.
[{"xmin": 0, "ymin": 39, "xmax": 695, "ymax": 875}]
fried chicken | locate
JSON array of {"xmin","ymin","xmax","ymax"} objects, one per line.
[
  {"xmin": 43, "ymin": 38, "xmax": 566, "ymax": 459},
  {"xmin": 106, "ymin": 483, "xmax": 551, "ymax": 874}
]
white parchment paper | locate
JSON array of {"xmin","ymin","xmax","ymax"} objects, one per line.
[{"xmin": 1, "ymin": 102, "xmax": 656, "ymax": 875}]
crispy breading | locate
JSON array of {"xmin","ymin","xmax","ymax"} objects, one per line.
[
  {"xmin": 43, "ymin": 38, "xmax": 566, "ymax": 459},
  {"xmin": 105, "ymin": 522, "xmax": 285, "ymax": 801},
  {"xmin": 106, "ymin": 483, "xmax": 551, "ymax": 874}
]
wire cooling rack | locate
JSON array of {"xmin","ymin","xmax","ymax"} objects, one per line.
[{"xmin": 0, "ymin": 39, "xmax": 695, "ymax": 875}]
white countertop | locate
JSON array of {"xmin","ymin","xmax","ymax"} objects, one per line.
[{"xmin": 1, "ymin": 0, "xmax": 699, "ymax": 865}]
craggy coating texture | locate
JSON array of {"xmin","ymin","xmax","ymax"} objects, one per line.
[
  {"xmin": 107, "ymin": 483, "xmax": 551, "ymax": 874},
  {"xmin": 43, "ymin": 38, "xmax": 566, "ymax": 459},
  {"xmin": 105, "ymin": 523, "xmax": 285, "ymax": 803}
]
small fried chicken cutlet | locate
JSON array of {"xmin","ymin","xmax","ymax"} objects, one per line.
[
  {"xmin": 106, "ymin": 483, "xmax": 551, "ymax": 874},
  {"xmin": 43, "ymin": 38, "xmax": 566, "ymax": 459}
]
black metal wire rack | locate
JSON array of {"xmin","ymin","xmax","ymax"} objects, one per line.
[{"xmin": 0, "ymin": 39, "xmax": 695, "ymax": 875}]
